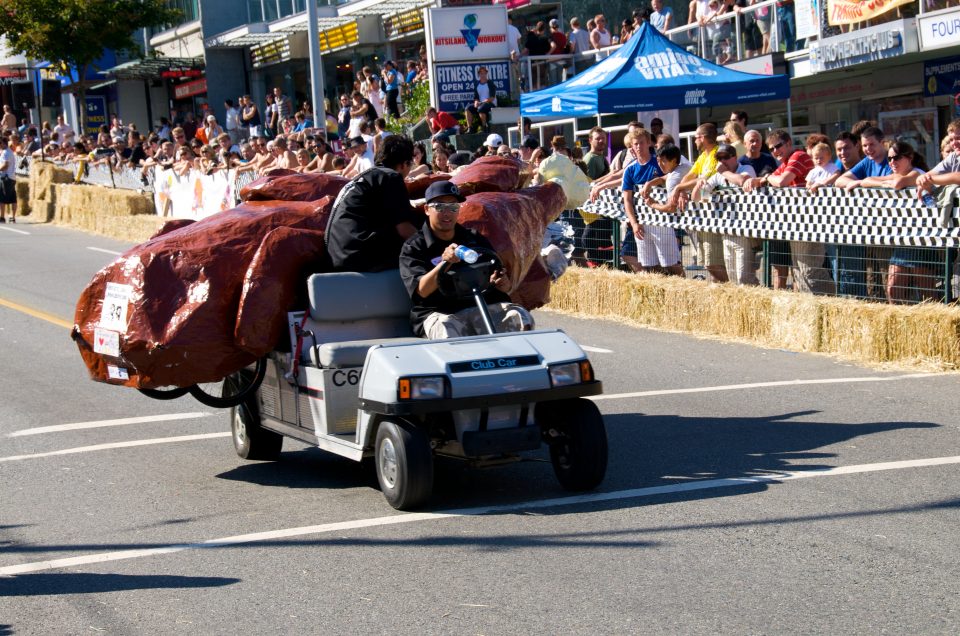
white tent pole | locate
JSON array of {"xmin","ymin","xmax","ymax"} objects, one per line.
[{"xmin": 787, "ymin": 98, "xmax": 793, "ymax": 137}]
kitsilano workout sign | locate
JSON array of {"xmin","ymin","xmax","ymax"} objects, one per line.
[{"xmin": 424, "ymin": 5, "xmax": 511, "ymax": 113}]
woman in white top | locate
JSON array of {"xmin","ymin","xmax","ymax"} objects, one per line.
[{"xmin": 366, "ymin": 75, "xmax": 384, "ymax": 118}]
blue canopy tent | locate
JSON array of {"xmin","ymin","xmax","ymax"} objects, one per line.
[{"xmin": 520, "ymin": 22, "xmax": 790, "ymax": 118}]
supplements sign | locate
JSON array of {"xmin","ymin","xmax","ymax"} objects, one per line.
[{"xmin": 435, "ymin": 61, "xmax": 510, "ymax": 112}]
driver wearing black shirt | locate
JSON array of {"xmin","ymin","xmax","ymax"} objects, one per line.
[
  {"xmin": 399, "ymin": 181, "xmax": 534, "ymax": 338},
  {"xmin": 324, "ymin": 135, "xmax": 421, "ymax": 272}
]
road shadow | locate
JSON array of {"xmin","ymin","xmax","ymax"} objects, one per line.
[
  {"xmin": 2, "ymin": 496, "xmax": 956, "ymax": 558},
  {"xmin": 205, "ymin": 409, "xmax": 937, "ymax": 512},
  {"xmin": 0, "ymin": 572, "xmax": 239, "ymax": 597},
  {"xmin": 424, "ymin": 410, "xmax": 939, "ymax": 510},
  {"xmin": 215, "ymin": 447, "xmax": 377, "ymax": 490}
]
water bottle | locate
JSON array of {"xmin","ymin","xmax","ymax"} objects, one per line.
[
  {"xmin": 454, "ymin": 245, "xmax": 479, "ymax": 264},
  {"xmin": 922, "ymin": 192, "xmax": 936, "ymax": 208}
]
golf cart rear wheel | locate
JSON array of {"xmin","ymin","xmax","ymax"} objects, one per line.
[
  {"xmin": 138, "ymin": 386, "xmax": 190, "ymax": 400},
  {"xmin": 539, "ymin": 398, "xmax": 608, "ymax": 491},
  {"xmin": 188, "ymin": 358, "xmax": 267, "ymax": 409},
  {"xmin": 230, "ymin": 398, "xmax": 282, "ymax": 461},
  {"xmin": 375, "ymin": 420, "xmax": 434, "ymax": 511}
]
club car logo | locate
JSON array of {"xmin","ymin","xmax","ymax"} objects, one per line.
[
  {"xmin": 634, "ymin": 50, "xmax": 718, "ymax": 80},
  {"xmin": 684, "ymin": 89, "xmax": 707, "ymax": 105}
]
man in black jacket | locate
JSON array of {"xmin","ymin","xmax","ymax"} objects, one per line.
[{"xmin": 399, "ymin": 181, "xmax": 533, "ymax": 338}]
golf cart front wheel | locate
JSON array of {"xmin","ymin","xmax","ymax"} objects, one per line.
[
  {"xmin": 539, "ymin": 398, "xmax": 608, "ymax": 491},
  {"xmin": 375, "ymin": 420, "xmax": 434, "ymax": 510},
  {"xmin": 188, "ymin": 358, "xmax": 267, "ymax": 409}
]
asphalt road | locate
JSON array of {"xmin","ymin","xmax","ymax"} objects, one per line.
[{"xmin": 2, "ymin": 220, "xmax": 960, "ymax": 634}]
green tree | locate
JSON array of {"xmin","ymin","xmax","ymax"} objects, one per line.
[{"xmin": 0, "ymin": 0, "xmax": 180, "ymax": 130}]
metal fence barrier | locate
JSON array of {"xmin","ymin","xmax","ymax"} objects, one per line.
[{"xmin": 565, "ymin": 211, "xmax": 958, "ymax": 305}]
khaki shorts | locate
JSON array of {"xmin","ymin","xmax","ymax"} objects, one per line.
[{"xmin": 695, "ymin": 231, "xmax": 725, "ymax": 268}]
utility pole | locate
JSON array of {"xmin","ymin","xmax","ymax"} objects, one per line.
[{"xmin": 306, "ymin": 0, "xmax": 326, "ymax": 136}]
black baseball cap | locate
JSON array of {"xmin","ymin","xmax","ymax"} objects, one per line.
[
  {"xmin": 715, "ymin": 143, "xmax": 737, "ymax": 157},
  {"xmin": 424, "ymin": 180, "xmax": 466, "ymax": 203},
  {"xmin": 448, "ymin": 150, "xmax": 473, "ymax": 167},
  {"xmin": 348, "ymin": 136, "xmax": 367, "ymax": 148},
  {"xmin": 521, "ymin": 135, "xmax": 540, "ymax": 150}
]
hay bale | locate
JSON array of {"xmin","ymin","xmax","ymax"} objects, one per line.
[
  {"xmin": 819, "ymin": 296, "xmax": 960, "ymax": 368},
  {"xmin": 29, "ymin": 161, "xmax": 73, "ymax": 203},
  {"xmin": 769, "ymin": 292, "xmax": 821, "ymax": 352},
  {"xmin": 52, "ymin": 183, "xmax": 160, "ymax": 242},
  {"xmin": 547, "ymin": 266, "xmax": 960, "ymax": 371},
  {"xmin": 15, "ymin": 179, "xmax": 30, "ymax": 216}
]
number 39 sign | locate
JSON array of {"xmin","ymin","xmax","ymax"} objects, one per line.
[{"xmin": 99, "ymin": 282, "xmax": 133, "ymax": 331}]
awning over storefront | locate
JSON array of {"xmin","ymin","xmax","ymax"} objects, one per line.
[
  {"xmin": 104, "ymin": 56, "xmax": 204, "ymax": 81},
  {"xmin": 204, "ymin": 23, "xmax": 282, "ymax": 49}
]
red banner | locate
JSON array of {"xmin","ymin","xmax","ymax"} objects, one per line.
[
  {"xmin": 827, "ymin": 0, "xmax": 911, "ymax": 26},
  {"xmin": 173, "ymin": 78, "xmax": 207, "ymax": 100}
]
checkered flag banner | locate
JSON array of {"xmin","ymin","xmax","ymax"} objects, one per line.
[{"xmin": 579, "ymin": 186, "xmax": 960, "ymax": 248}]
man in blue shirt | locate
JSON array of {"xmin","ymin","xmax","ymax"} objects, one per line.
[
  {"xmin": 739, "ymin": 129, "xmax": 778, "ymax": 177},
  {"xmin": 834, "ymin": 126, "xmax": 889, "ymax": 299},
  {"xmin": 621, "ymin": 129, "xmax": 664, "ymax": 272},
  {"xmin": 835, "ymin": 127, "xmax": 889, "ymax": 190}
]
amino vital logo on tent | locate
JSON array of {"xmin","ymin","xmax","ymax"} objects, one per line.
[
  {"xmin": 684, "ymin": 89, "xmax": 706, "ymax": 105},
  {"xmin": 552, "ymin": 96, "xmax": 562, "ymax": 112},
  {"xmin": 634, "ymin": 50, "xmax": 717, "ymax": 80}
]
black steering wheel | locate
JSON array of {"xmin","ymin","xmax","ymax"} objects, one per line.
[{"xmin": 438, "ymin": 246, "xmax": 503, "ymax": 299}]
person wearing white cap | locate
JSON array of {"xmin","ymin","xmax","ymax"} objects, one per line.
[
  {"xmin": 484, "ymin": 133, "xmax": 503, "ymax": 153},
  {"xmin": 202, "ymin": 115, "xmax": 224, "ymax": 146}
]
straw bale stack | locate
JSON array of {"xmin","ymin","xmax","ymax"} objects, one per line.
[
  {"xmin": 548, "ymin": 267, "xmax": 960, "ymax": 370},
  {"xmin": 28, "ymin": 162, "xmax": 73, "ymax": 220},
  {"xmin": 15, "ymin": 179, "xmax": 30, "ymax": 216},
  {"xmin": 52, "ymin": 183, "xmax": 160, "ymax": 242}
]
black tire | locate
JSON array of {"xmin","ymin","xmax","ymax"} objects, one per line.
[
  {"xmin": 230, "ymin": 398, "xmax": 282, "ymax": 461},
  {"xmin": 375, "ymin": 420, "xmax": 434, "ymax": 510},
  {"xmin": 138, "ymin": 386, "xmax": 190, "ymax": 400},
  {"xmin": 188, "ymin": 358, "xmax": 267, "ymax": 409},
  {"xmin": 539, "ymin": 398, "xmax": 608, "ymax": 491}
]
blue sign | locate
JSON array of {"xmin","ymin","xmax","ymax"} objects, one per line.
[
  {"xmin": 435, "ymin": 60, "xmax": 510, "ymax": 113},
  {"xmin": 923, "ymin": 57, "xmax": 960, "ymax": 97},
  {"xmin": 84, "ymin": 95, "xmax": 107, "ymax": 137}
]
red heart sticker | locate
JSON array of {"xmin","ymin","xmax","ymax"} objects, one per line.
[{"xmin": 98, "ymin": 337, "xmax": 104, "ymax": 346}]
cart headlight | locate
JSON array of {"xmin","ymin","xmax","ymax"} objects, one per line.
[
  {"xmin": 549, "ymin": 360, "xmax": 593, "ymax": 387},
  {"xmin": 398, "ymin": 376, "xmax": 447, "ymax": 400}
]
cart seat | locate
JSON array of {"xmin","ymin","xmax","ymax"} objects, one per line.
[
  {"xmin": 311, "ymin": 337, "xmax": 422, "ymax": 368},
  {"xmin": 301, "ymin": 270, "xmax": 418, "ymax": 364}
]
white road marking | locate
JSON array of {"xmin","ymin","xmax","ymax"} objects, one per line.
[
  {"xmin": 0, "ymin": 432, "xmax": 229, "ymax": 463},
  {"xmin": 2, "ymin": 454, "xmax": 959, "ymax": 576},
  {"xmin": 591, "ymin": 372, "xmax": 947, "ymax": 401},
  {"xmin": 581, "ymin": 345, "xmax": 613, "ymax": 354},
  {"xmin": 8, "ymin": 412, "xmax": 214, "ymax": 437},
  {"xmin": 0, "ymin": 225, "xmax": 29, "ymax": 235},
  {"xmin": 86, "ymin": 246, "xmax": 123, "ymax": 256}
]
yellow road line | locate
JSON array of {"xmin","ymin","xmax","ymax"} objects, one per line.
[{"xmin": 0, "ymin": 297, "xmax": 72, "ymax": 330}]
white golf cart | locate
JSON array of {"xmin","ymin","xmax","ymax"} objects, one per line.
[{"xmin": 229, "ymin": 252, "xmax": 607, "ymax": 510}]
